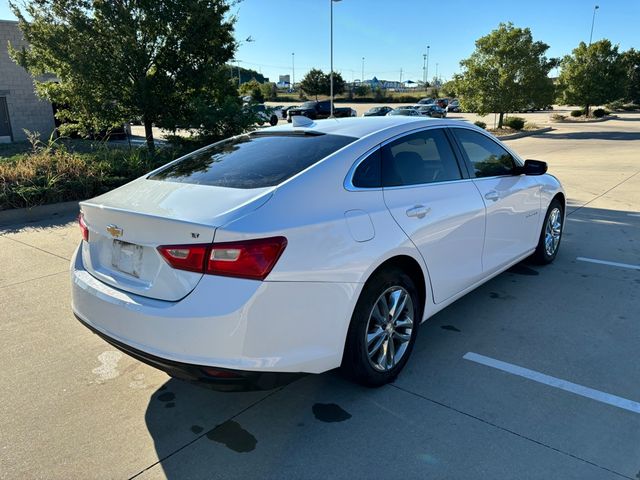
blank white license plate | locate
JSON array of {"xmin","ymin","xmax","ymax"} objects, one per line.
[{"xmin": 111, "ymin": 240, "xmax": 143, "ymax": 278}]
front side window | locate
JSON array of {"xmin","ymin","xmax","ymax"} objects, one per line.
[
  {"xmin": 150, "ymin": 132, "xmax": 356, "ymax": 189},
  {"xmin": 381, "ymin": 129, "xmax": 462, "ymax": 187},
  {"xmin": 452, "ymin": 129, "xmax": 516, "ymax": 178}
]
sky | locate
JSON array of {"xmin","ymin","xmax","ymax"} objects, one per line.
[{"xmin": 2, "ymin": 0, "xmax": 638, "ymax": 84}]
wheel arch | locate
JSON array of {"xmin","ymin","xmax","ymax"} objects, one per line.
[{"xmin": 360, "ymin": 254, "xmax": 428, "ymax": 321}]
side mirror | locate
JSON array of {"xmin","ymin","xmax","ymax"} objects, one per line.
[{"xmin": 519, "ymin": 159, "xmax": 548, "ymax": 176}]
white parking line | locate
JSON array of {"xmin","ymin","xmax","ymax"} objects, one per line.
[
  {"xmin": 576, "ymin": 257, "xmax": 640, "ymax": 270},
  {"xmin": 463, "ymin": 352, "xmax": 640, "ymax": 414},
  {"xmin": 627, "ymin": 213, "xmax": 640, "ymax": 217}
]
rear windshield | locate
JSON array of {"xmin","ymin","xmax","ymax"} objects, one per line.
[{"xmin": 149, "ymin": 133, "xmax": 356, "ymax": 189}]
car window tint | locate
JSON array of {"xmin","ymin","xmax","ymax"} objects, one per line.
[
  {"xmin": 150, "ymin": 133, "xmax": 356, "ymax": 189},
  {"xmin": 352, "ymin": 149, "xmax": 381, "ymax": 188},
  {"xmin": 453, "ymin": 129, "xmax": 515, "ymax": 178},
  {"xmin": 381, "ymin": 129, "xmax": 462, "ymax": 187}
]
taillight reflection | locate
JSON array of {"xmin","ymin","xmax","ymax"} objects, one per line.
[{"xmin": 78, "ymin": 213, "xmax": 89, "ymax": 241}]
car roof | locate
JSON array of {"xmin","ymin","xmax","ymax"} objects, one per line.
[{"xmin": 264, "ymin": 116, "xmax": 476, "ymax": 139}]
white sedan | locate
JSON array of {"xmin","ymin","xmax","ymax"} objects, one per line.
[{"xmin": 72, "ymin": 116, "xmax": 565, "ymax": 390}]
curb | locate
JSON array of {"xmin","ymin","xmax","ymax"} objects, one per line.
[
  {"xmin": 0, "ymin": 200, "xmax": 79, "ymax": 228},
  {"xmin": 498, "ymin": 127, "xmax": 553, "ymax": 141},
  {"xmin": 553, "ymin": 115, "xmax": 617, "ymax": 124}
]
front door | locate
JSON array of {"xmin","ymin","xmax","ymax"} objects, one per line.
[
  {"xmin": 0, "ymin": 97, "xmax": 12, "ymax": 139},
  {"xmin": 450, "ymin": 127, "xmax": 541, "ymax": 274},
  {"xmin": 381, "ymin": 127, "xmax": 486, "ymax": 304}
]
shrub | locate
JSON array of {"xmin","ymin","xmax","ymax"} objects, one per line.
[
  {"xmin": 474, "ymin": 121, "xmax": 487, "ymax": 129},
  {"xmin": 503, "ymin": 116, "xmax": 525, "ymax": 130},
  {"xmin": 0, "ymin": 135, "xmax": 186, "ymax": 210},
  {"xmin": 551, "ymin": 113, "xmax": 566, "ymax": 122},
  {"xmin": 570, "ymin": 109, "xmax": 584, "ymax": 117},
  {"xmin": 605, "ymin": 100, "xmax": 624, "ymax": 111},
  {"xmin": 592, "ymin": 108, "xmax": 606, "ymax": 118}
]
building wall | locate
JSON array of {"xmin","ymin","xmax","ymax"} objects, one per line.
[{"xmin": 0, "ymin": 20, "xmax": 55, "ymax": 142}]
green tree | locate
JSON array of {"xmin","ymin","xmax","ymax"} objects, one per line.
[
  {"xmin": 622, "ymin": 48, "xmax": 640, "ymax": 104},
  {"xmin": 239, "ymin": 79, "xmax": 265, "ymax": 103},
  {"xmin": 455, "ymin": 23, "xmax": 557, "ymax": 128},
  {"xmin": 299, "ymin": 68, "xmax": 345, "ymax": 100},
  {"xmin": 441, "ymin": 79, "xmax": 457, "ymax": 99},
  {"xmin": 354, "ymin": 84, "xmax": 371, "ymax": 97},
  {"xmin": 10, "ymin": 0, "xmax": 242, "ymax": 150},
  {"xmin": 260, "ymin": 82, "xmax": 278, "ymax": 102},
  {"xmin": 557, "ymin": 40, "xmax": 626, "ymax": 115},
  {"xmin": 300, "ymin": 68, "xmax": 328, "ymax": 100}
]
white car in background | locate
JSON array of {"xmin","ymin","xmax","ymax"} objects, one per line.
[{"xmin": 72, "ymin": 116, "xmax": 565, "ymax": 390}]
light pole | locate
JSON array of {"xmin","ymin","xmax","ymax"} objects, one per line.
[
  {"xmin": 292, "ymin": 52, "xmax": 295, "ymax": 90},
  {"xmin": 330, "ymin": 0, "xmax": 342, "ymax": 118},
  {"xmin": 435, "ymin": 63, "xmax": 439, "ymax": 86},
  {"xmin": 422, "ymin": 54, "xmax": 426, "ymax": 84},
  {"xmin": 426, "ymin": 45, "xmax": 430, "ymax": 88},
  {"xmin": 589, "ymin": 5, "xmax": 599, "ymax": 46},
  {"xmin": 361, "ymin": 57, "xmax": 365, "ymax": 82}
]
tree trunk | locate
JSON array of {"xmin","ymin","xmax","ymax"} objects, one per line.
[
  {"xmin": 143, "ymin": 118, "xmax": 155, "ymax": 152},
  {"xmin": 585, "ymin": 104, "xmax": 590, "ymax": 117},
  {"xmin": 498, "ymin": 112, "xmax": 504, "ymax": 129}
]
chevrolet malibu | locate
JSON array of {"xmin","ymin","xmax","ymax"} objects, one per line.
[{"xmin": 72, "ymin": 116, "xmax": 565, "ymax": 390}]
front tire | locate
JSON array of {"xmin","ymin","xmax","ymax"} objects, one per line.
[
  {"xmin": 341, "ymin": 269, "xmax": 420, "ymax": 387},
  {"xmin": 269, "ymin": 115, "xmax": 278, "ymax": 126},
  {"xmin": 532, "ymin": 198, "xmax": 564, "ymax": 264}
]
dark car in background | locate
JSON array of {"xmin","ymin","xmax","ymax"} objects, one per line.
[
  {"xmin": 362, "ymin": 106, "xmax": 393, "ymax": 117},
  {"xmin": 417, "ymin": 105, "xmax": 447, "ymax": 118},
  {"xmin": 416, "ymin": 98, "xmax": 436, "ymax": 105},
  {"xmin": 287, "ymin": 101, "xmax": 356, "ymax": 122},
  {"xmin": 386, "ymin": 107, "xmax": 421, "ymax": 117}
]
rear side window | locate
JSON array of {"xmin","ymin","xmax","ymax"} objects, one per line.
[
  {"xmin": 452, "ymin": 128, "xmax": 516, "ymax": 178},
  {"xmin": 150, "ymin": 133, "xmax": 356, "ymax": 189},
  {"xmin": 352, "ymin": 149, "xmax": 381, "ymax": 188},
  {"xmin": 381, "ymin": 129, "xmax": 462, "ymax": 187}
]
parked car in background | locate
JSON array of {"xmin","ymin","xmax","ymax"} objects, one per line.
[
  {"xmin": 287, "ymin": 101, "xmax": 356, "ymax": 122},
  {"xmin": 363, "ymin": 106, "xmax": 393, "ymax": 117},
  {"xmin": 387, "ymin": 108, "xmax": 421, "ymax": 117},
  {"xmin": 252, "ymin": 104, "xmax": 282, "ymax": 126},
  {"xmin": 72, "ymin": 116, "xmax": 565, "ymax": 390},
  {"xmin": 418, "ymin": 105, "xmax": 447, "ymax": 118},
  {"xmin": 281, "ymin": 106, "xmax": 297, "ymax": 120},
  {"xmin": 447, "ymin": 100, "xmax": 461, "ymax": 113},
  {"xmin": 416, "ymin": 98, "xmax": 436, "ymax": 105},
  {"xmin": 435, "ymin": 98, "xmax": 449, "ymax": 109}
]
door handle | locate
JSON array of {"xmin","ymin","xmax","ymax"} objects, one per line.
[
  {"xmin": 406, "ymin": 205, "xmax": 431, "ymax": 219},
  {"xmin": 484, "ymin": 190, "xmax": 501, "ymax": 201}
]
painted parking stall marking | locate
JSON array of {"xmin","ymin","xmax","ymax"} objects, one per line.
[
  {"xmin": 463, "ymin": 352, "xmax": 640, "ymax": 415},
  {"xmin": 576, "ymin": 257, "xmax": 640, "ymax": 271}
]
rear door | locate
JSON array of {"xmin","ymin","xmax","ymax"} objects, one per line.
[
  {"xmin": 449, "ymin": 127, "xmax": 541, "ymax": 274},
  {"xmin": 381, "ymin": 127, "xmax": 486, "ymax": 304}
]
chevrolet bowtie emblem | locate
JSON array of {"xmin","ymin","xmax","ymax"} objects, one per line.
[{"xmin": 106, "ymin": 224, "xmax": 123, "ymax": 238}]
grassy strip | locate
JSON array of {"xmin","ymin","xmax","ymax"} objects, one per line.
[{"xmin": 0, "ymin": 138, "xmax": 186, "ymax": 210}]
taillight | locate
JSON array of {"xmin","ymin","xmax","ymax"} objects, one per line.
[
  {"xmin": 78, "ymin": 213, "xmax": 89, "ymax": 241},
  {"xmin": 206, "ymin": 237, "xmax": 287, "ymax": 280},
  {"xmin": 157, "ymin": 236, "xmax": 287, "ymax": 281},
  {"xmin": 157, "ymin": 245, "xmax": 208, "ymax": 273}
]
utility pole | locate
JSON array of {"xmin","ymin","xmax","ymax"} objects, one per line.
[
  {"xmin": 292, "ymin": 52, "xmax": 295, "ymax": 90},
  {"xmin": 589, "ymin": 5, "xmax": 600, "ymax": 45},
  {"xmin": 435, "ymin": 62, "xmax": 439, "ymax": 86},
  {"xmin": 422, "ymin": 54, "xmax": 426, "ymax": 84}
]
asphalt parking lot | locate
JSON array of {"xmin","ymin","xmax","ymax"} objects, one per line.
[{"xmin": 1, "ymin": 115, "xmax": 639, "ymax": 479}]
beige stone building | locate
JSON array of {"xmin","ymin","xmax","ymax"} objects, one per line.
[{"xmin": 0, "ymin": 20, "xmax": 55, "ymax": 143}]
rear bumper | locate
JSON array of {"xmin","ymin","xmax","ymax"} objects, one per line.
[
  {"xmin": 71, "ymin": 245, "xmax": 359, "ymax": 376},
  {"xmin": 75, "ymin": 314, "xmax": 302, "ymax": 391}
]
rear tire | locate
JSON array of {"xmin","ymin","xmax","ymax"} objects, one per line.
[
  {"xmin": 532, "ymin": 198, "xmax": 564, "ymax": 264},
  {"xmin": 341, "ymin": 268, "xmax": 420, "ymax": 387},
  {"xmin": 269, "ymin": 115, "xmax": 278, "ymax": 126}
]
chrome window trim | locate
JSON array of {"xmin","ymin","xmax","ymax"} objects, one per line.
[
  {"xmin": 447, "ymin": 125, "xmax": 525, "ymax": 168},
  {"xmin": 344, "ymin": 124, "xmax": 467, "ymax": 192}
]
